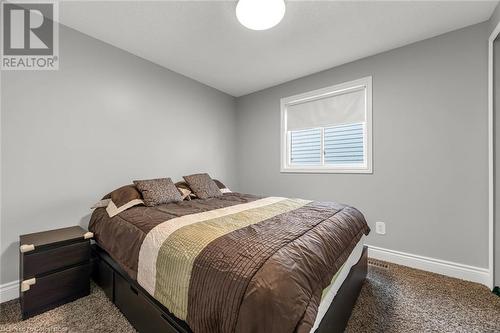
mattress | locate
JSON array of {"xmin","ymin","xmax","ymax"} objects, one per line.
[{"xmin": 311, "ymin": 236, "xmax": 365, "ymax": 332}]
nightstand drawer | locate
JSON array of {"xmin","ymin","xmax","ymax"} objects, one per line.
[
  {"xmin": 21, "ymin": 263, "xmax": 90, "ymax": 318},
  {"xmin": 22, "ymin": 240, "xmax": 90, "ymax": 278}
]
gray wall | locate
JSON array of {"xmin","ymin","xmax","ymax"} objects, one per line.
[
  {"xmin": 235, "ymin": 22, "xmax": 489, "ymax": 269},
  {"xmin": 0, "ymin": 16, "xmax": 494, "ymax": 287},
  {"xmin": 0, "ymin": 26, "xmax": 237, "ymax": 285}
]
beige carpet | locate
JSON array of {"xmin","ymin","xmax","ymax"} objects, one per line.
[
  {"xmin": 1, "ymin": 261, "xmax": 499, "ymax": 333},
  {"xmin": 346, "ymin": 260, "xmax": 500, "ymax": 333},
  {"xmin": 0, "ymin": 284, "xmax": 135, "ymax": 333}
]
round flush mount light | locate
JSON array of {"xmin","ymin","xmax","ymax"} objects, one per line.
[{"xmin": 236, "ymin": 0, "xmax": 286, "ymax": 31}]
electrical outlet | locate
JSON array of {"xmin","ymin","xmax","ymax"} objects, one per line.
[{"xmin": 375, "ymin": 221, "xmax": 386, "ymax": 235}]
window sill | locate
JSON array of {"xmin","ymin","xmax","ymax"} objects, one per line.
[{"xmin": 280, "ymin": 167, "xmax": 373, "ymax": 174}]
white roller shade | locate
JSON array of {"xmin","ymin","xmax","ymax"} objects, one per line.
[{"xmin": 286, "ymin": 88, "xmax": 366, "ymax": 131}]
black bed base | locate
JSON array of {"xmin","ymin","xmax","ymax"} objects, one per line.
[{"xmin": 91, "ymin": 244, "xmax": 367, "ymax": 333}]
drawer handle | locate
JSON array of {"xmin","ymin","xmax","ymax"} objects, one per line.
[
  {"xmin": 130, "ymin": 286, "xmax": 138, "ymax": 295},
  {"xmin": 21, "ymin": 278, "xmax": 36, "ymax": 292},
  {"xmin": 20, "ymin": 244, "xmax": 35, "ymax": 253},
  {"xmin": 83, "ymin": 232, "xmax": 93, "ymax": 240}
]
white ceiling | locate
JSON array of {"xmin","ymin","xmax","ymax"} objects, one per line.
[{"xmin": 60, "ymin": 1, "xmax": 498, "ymax": 97}]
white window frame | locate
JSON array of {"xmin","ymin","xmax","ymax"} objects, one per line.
[{"xmin": 280, "ymin": 76, "xmax": 373, "ymax": 174}]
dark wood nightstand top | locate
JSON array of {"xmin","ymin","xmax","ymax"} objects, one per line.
[{"xmin": 20, "ymin": 226, "xmax": 91, "ymax": 251}]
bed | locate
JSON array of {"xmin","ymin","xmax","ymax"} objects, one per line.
[{"xmin": 89, "ymin": 192, "xmax": 370, "ymax": 333}]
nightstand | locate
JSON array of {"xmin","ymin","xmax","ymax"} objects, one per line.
[{"xmin": 19, "ymin": 226, "xmax": 93, "ymax": 319}]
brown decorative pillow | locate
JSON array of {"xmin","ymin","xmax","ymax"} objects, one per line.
[
  {"xmin": 133, "ymin": 178, "xmax": 182, "ymax": 206},
  {"xmin": 183, "ymin": 173, "xmax": 222, "ymax": 199},
  {"xmin": 105, "ymin": 185, "xmax": 144, "ymax": 217},
  {"xmin": 213, "ymin": 179, "xmax": 231, "ymax": 194}
]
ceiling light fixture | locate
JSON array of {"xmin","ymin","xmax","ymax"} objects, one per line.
[{"xmin": 236, "ymin": 0, "xmax": 286, "ymax": 31}]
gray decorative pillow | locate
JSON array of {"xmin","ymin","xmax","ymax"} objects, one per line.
[
  {"xmin": 183, "ymin": 173, "xmax": 222, "ymax": 199},
  {"xmin": 133, "ymin": 178, "xmax": 182, "ymax": 207}
]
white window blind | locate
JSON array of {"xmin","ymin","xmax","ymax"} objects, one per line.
[
  {"xmin": 281, "ymin": 77, "xmax": 372, "ymax": 173},
  {"xmin": 290, "ymin": 128, "xmax": 321, "ymax": 165},
  {"xmin": 324, "ymin": 123, "xmax": 364, "ymax": 165}
]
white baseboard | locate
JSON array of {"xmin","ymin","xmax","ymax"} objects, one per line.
[
  {"xmin": 0, "ymin": 280, "xmax": 19, "ymax": 303},
  {"xmin": 367, "ymin": 245, "xmax": 491, "ymax": 288}
]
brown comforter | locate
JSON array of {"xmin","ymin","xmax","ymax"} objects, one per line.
[{"xmin": 89, "ymin": 193, "xmax": 369, "ymax": 333}]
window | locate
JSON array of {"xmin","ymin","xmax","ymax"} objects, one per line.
[{"xmin": 280, "ymin": 77, "xmax": 372, "ymax": 173}]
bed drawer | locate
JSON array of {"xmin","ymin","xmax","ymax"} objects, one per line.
[
  {"xmin": 21, "ymin": 263, "xmax": 90, "ymax": 318},
  {"xmin": 114, "ymin": 273, "xmax": 178, "ymax": 333},
  {"xmin": 23, "ymin": 240, "xmax": 90, "ymax": 278},
  {"xmin": 92, "ymin": 257, "xmax": 114, "ymax": 301}
]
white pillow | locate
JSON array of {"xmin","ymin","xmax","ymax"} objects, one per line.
[{"xmin": 178, "ymin": 187, "xmax": 192, "ymax": 200}]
